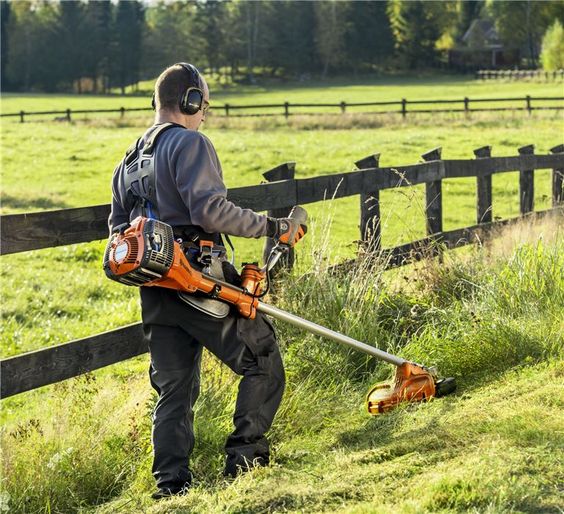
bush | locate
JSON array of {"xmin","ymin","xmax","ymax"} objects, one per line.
[{"xmin": 541, "ymin": 20, "xmax": 564, "ymax": 71}]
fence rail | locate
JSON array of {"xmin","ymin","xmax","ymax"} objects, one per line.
[
  {"xmin": 1, "ymin": 144, "xmax": 563, "ymax": 398},
  {"xmin": 2, "ymin": 95, "xmax": 563, "ymax": 122}
]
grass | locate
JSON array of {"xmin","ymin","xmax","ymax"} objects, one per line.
[
  {"xmin": 1, "ymin": 215, "xmax": 563, "ymax": 513},
  {"xmin": 1, "ymin": 76, "xmax": 563, "ymax": 512},
  {"xmin": 1, "ymin": 110, "xmax": 561, "ymax": 357},
  {"xmin": 1, "ymin": 74, "xmax": 562, "ymax": 114}
]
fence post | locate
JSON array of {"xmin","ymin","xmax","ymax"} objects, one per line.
[
  {"xmin": 284, "ymin": 102, "xmax": 289, "ymax": 119},
  {"xmin": 474, "ymin": 145, "xmax": 493, "ymax": 223},
  {"xmin": 66, "ymin": 109, "xmax": 72, "ymax": 122},
  {"xmin": 261, "ymin": 162, "xmax": 296, "ymax": 271},
  {"xmin": 120, "ymin": 107, "xmax": 125, "ymax": 118},
  {"xmin": 19, "ymin": 111, "xmax": 24, "ymax": 123},
  {"xmin": 356, "ymin": 154, "xmax": 381, "ymax": 253},
  {"xmin": 550, "ymin": 144, "xmax": 564, "ymax": 206},
  {"xmin": 401, "ymin": 98, "xmax": 407, "ymax": 119},
  {"xmin": 422, "ymin": 147, "xmax": 443, "ymax": 235},
  {"xmin": 518, "ymin": 144, "xmax": 535, "ymax": 215},
  {"xmin": 225, "ymin": 104, "xmax": 230, "ymax": 117},
  {"xmin": 340, "ymin": 101, "xmax": 346, "ymax": 114},
  {"xmin": 464, "ymin": 96, "xmax": 470, "ymax": 116},
  {"xmin": 526, "ymin": 95, "xmax": 532, "ymax": 115}
]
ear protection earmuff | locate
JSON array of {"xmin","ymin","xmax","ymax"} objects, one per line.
[{"xmin": 151, "ymin": 62, "xmax": 205, "ymax": 116}]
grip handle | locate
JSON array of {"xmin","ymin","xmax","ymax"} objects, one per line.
[{"xmin": 288, "ymin": 205, "xmax": 308, "ymax": 225}]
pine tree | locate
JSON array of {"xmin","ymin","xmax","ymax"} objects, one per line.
[
  {"xmin": 112, "ymin": 0, "xmax": 144, "ymax": 93},
  {"xmin": 346, "ymin": 1, "xmax": 394, "ymax": 72},
  {"xmin": 1, "ymin": 1, "xmax": 11, "ymax": 90},
  {"xmin": 83, "ymin": 1, "xmax": 112, "ymax": 93}
]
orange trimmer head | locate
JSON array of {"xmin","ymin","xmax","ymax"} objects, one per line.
[{"xmin": 366, "ymin": 362, "xmax": 456, "ymax": 415}]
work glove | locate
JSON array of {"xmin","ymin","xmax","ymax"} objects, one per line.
[{"xmin": 266, "ymin": 214, "xmax": 307, "ymax": 247}]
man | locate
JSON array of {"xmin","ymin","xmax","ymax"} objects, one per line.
[{"xmin": 108, "ymin": 63, "xmax": 305, "ymax": 499}]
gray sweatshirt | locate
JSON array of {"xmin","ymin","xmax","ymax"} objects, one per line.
[{"xmin": 109, "ymin": 125, "xmax": 268, "ymax": 238}]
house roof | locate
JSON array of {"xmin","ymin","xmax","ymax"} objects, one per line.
[{"xmin": 462, "ymin": 19, "xmax": 501, "ymax": 47}]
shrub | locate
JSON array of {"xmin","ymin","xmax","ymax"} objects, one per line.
[{"xmin": 540, "ymin": 20, "xmax": 564, "ymax": 71}]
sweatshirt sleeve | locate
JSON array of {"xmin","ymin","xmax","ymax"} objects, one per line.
[{"xmin": 173, "ymin": 132, "xmax": 268, "ymax": 238}]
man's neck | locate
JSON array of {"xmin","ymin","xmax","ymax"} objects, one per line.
[{"xmin": 154, "ymin": 110, "xmax": 187, "ymax": 128}]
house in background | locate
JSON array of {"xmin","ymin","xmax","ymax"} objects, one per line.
[{"xmin": 449, "ymin": 18, "xmax": 520, "ymax": 70}]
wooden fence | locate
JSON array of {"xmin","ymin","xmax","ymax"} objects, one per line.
[
  {"xmin": 1, "ymin": 144, "xmax": 563, "ymax": 398},
  {"xmin": 477, "ymin": 69, "xmax": 564, "ymax": 81},
  {"xmin": 2, "ymin": 95, "xmax": 563, "ymax": 123}
]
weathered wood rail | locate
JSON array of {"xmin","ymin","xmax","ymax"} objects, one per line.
[
  {"xmin": 1, "ymin": 145, "xmax": 563, "ymax": 398},
  {"xmin": 2, "ymin": 95, "xmax": 563, "ymax": 122}
]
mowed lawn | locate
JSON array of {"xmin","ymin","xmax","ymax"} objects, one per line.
[{"xmin": 1, "ymin": 77, "xmax": 563, "ymax": 357}]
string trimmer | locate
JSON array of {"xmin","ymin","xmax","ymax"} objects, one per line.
[{"xmin": 104, "ymin": 207, "xmax": 456, "ymax": 414}]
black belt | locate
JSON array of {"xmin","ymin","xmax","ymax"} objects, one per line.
[{"xmin": 172, "ymin": 224, "xmax": 222, "ymax": 245}]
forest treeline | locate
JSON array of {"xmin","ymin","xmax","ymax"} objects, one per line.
[{"xmin": 1, "ymin": 0, "xmax": 563, "ymax": 93}]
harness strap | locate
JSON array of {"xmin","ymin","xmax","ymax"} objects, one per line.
[
  {"xmin": 124, "ymin": 122, "xmax": 182, "ymax": 219},
  {"xmin": 124, "ymin": 124, "xmax": 234, "ymax": 260},
  {"xmin": 143, "ymin": 122, "xmax": 183, "ymax": 155}
]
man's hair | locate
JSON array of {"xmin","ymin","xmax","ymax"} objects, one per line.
[{"xmin": 154, "ymin": 64, "xmax": 203, "ymax": 112}]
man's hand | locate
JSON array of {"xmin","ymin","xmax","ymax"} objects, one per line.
[{"xmin": 267, "ymin": 216, "xmax": 307, "ymax": 247}]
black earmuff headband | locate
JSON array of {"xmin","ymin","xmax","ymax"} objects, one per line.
[{"xmin": 151, "ymin": 63, "xmax": 204, "ymax": 115}]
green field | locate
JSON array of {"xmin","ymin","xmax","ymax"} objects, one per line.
[
  {"xmin": 1, "ymin": 76, "xmax": 564, "ymax": 513},
  {"xmin": 1, "ymin": 75, "xmax": 563, "ymax": 115},
  {"xmin": 1, "ymin": 112, "xmax": 561, "ymax": 359}
]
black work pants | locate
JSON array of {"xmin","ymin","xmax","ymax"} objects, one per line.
[{"xmin": 140, "ymin": 286, "xmax": 285, "ymax": 489}]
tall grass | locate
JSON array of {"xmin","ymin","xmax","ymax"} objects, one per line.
[{"xmin": 1, "ymin": 215, "xmax": 563, "ymax": 513}]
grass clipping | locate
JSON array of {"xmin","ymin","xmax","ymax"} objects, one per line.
[{"xmin": 1, "ymin": 214, "xmax": 563, "ymax": 514}]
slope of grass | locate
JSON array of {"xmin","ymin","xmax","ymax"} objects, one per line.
[{"xmin": 1, "ymin": 216, "xmax": 563, "ymax": 513}]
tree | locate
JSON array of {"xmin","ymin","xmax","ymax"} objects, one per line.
[
  {"xmin": 5, "ymin": 1, "xmax": 62, "ymax": 91},
  {"xmin": 315, "ymin": 1, "xmax": 350, "ymax": 77},
  {"xmin": 111, "ymin": 0, "xmax": 144, "ymax": 93},
  {"xmin": 1, "ymin": 1, "xmax": 11, "ymax": 90},
  {"xmin": 53, "ymin": 1, "xmax": 86, "ymax": 91},
  {"xmin": 387, "ymin": 0, "xmax": 442, "ymax": 68},
  {"xmin": 194, "ymin": 0, "xmax": 229, "ymax": 77},
  {"xmin": 540, "ymin": 20, "xmax": 564, "ymax": 71},
  {"xmin": 487, "ymin": 0, "xmax": 564, "ymax": 67},
  {"xmin": 82, "ymin": 0, "xmax": 112, "ymax": 93},
  {"xmin": 142, "ymin": 1, "xmax": 203, "ymax": 81},
  {"xmin": 346, "ymin": 1, "xmax": 394, "ymax": 72},
  {"xmin": 456, "ymin": 0, "xmax": 484, "ymax": 40},
  {"xmin": 262, "ymin": 1, "xmax": 315, "ymax": 76}
]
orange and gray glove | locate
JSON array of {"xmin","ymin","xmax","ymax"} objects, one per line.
[{"xmin": 266, "ymin": 206, "xmax": 308, "ymax": 248}]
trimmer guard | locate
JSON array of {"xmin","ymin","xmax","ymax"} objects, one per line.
[{"xmin": 366, "ymin": 362, "xmax": 437, "ymax": 415}]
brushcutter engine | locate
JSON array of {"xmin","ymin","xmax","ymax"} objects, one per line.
[
  {"xmin": 103, "ymin": 218, "xmax": 175, "ymax": 286},
  {"xmin": 103, "ymin": 216, "xmax": 272, "ymax": 318}
]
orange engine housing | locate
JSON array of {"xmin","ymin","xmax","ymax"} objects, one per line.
[
  {"xmin": 104, "ymin": 216, "xmax": 263, "ymax": 318},
  {"xmin": 366, "ymin": 362, "xmax": 437, "ymax": 415}
]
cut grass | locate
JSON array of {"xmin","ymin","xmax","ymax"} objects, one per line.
[{"xmin": 1, "ymin": 216, "xmax": 562, "ymax": 514}]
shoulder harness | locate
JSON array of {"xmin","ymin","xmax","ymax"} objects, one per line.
[{"xmin": 123, "ymin": 122, "xmax": 183, "ymax": 219}]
